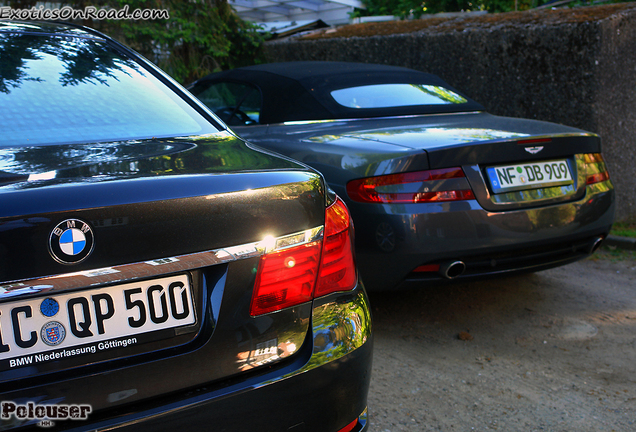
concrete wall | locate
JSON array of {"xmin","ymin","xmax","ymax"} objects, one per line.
[{"xmin": 264, "ymin": 5, "xmax": 636, "ymax": 221}]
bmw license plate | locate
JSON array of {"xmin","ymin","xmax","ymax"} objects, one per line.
[
  {"xmin": 486, "ymin": 159, "xmax": 573, "ymax": 193},
  {"xmin": 0, "ymin": 274, "xmax": 195, "ymax": 370}
]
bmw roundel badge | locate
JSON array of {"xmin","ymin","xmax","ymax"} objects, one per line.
[{"xmin": 49, "ymin": 219, "xmax": 95, "ymax": 264}]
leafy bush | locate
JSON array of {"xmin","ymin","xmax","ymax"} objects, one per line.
[{"xmin": 106, "ymin": 0, "xmax": 265, "ymax": 84}]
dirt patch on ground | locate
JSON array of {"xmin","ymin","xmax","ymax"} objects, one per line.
[
  {"xmin": 301, "ymin": 3, "xmax": 636, "ymax": 40},
  {"xmin": 366, "ymin": 250, "xmax": 636, "ymax": 431}
]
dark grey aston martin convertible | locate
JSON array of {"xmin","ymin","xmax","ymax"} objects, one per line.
[{"xmin": 188, "ymin": 62, "xmax": 615, "ymax": 291}]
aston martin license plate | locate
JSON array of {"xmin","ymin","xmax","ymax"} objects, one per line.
[
  {"xmin": 0, "ymin": 274, "xmax": 195, "ymax": 370},
  {"xmin": 486, "ymin": 159, "xmax": 573, "ymax": 193}
]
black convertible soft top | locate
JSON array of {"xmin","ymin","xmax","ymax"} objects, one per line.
[{"xmin": 191, "ymin": 61, "xmax": 484, "ymax": 124}]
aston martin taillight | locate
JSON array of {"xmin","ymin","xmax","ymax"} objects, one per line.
[
  {"xmin": 584, "ymin": 153, "xmax": 610, "ymax": 185},
  {"xmin": 346, "ymin": 168, "xmax": 475, "ymax": 204},
  {"xmin": 250, "ymin": 197, "xmax": 356, "ymax": 316}
]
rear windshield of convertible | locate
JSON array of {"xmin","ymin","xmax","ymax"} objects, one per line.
[
  {"xmin": 331, "ymin": 84, "xmax": 468, "ymax": 109},
  {"xmin": 0, "ymin": 33, "xmax": 218, "ymax": 147}
]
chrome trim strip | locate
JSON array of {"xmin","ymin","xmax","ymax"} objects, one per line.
[
  {"xmin": 281, "ymin": 110, "xmax": 485, "ymax": 126},
  {"xmin": 515, "ymin": 132, "xmax": 598, "ymax": 143},
  {"xmin": 0, "ymin": 226, "xmax": 324, "ymax": 300}
]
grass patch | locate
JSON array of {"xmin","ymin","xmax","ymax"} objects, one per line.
[
  {"xmin": 592, "ymin": 245, "xmax": 636, "ymax": 262},
  {"xmin": 611, "ymin": 220, "xmax": 636, "ymax": 238}
]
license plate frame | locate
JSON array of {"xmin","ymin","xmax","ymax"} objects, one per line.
[
  {"xmin": 0, "ymin": 274, "xmax": 197, "ymax": 372},
  {"xmin": 486, "ymin": 159, "xmax": 574, "ymax": 194}
]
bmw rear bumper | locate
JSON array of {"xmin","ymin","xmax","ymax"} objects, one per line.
[{"xmin": 6, "ymin": 285, "xmax": 372, "ymax": 432}]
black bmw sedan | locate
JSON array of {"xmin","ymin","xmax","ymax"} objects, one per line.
[{"xmin": 0, "ymin": 22, "xmax": 371, "ymax": 431}]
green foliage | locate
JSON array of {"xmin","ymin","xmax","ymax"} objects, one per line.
[
  {"xmin": 595, "ymin": 246, "xmax": 636, "ymax": 262},
  {"xmin": 611, "ymin": 219, "xmax": 636, "ymax": 238},
  {"xmin": 106, "ymin": 0, "xmax": 265, "ymax": 84}
]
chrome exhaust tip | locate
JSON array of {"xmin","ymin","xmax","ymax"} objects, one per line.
[
  {"xmin": 439, "ymin": 261, "xmax": 466, "ymax": 279},
  {"xmin": 587, "ymin": 236, "xmax": 605, "ymax": 254}
]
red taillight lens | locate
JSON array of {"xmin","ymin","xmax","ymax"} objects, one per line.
[
  {"xmin": 586, "ymin": 172, "xmax": 610, "ymax": 185},
  {"xmin": 584, "ymin": 153, "xmax": 610, "ymax": 185},
  {"xmin": 346, "ymin": 168, "xmax": 475, "ymax": 204},
  {"xmin": 315, "ymin": 197, "xmax": 357, "ymax": 297},
  {"xmin": 414, "ymin": 264, "xmax": 441, "ymax": 272},
  {"xmin": 517, "ymin": 137, "xmax": 552, "ymax": 145},
  {"xmin": 338, "ymin": 419, "xmax": 358, "ymax": 432},
  {"xmin": 250, "ymin": 196, "xmax": 357, "ymax": 316},
  {"xmin": 250, "ymin": 242, "xmax": 321, "ymax": 316}
]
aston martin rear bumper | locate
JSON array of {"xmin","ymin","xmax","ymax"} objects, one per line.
[{"xmin": 353, "ymin": 181, "xmax": 615, "ymax": 291}]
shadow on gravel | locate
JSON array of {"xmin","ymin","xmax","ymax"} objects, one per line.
[{"xmin": 366, "ymin": 272, "xmax": 546, "ymax": 330}]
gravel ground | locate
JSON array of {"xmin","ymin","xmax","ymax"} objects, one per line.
[{"xmin": 366, "ymin": 249, "xmax": 636, "ymax": 431}]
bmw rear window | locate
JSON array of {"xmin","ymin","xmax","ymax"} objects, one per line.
[{"xmin": 0, "ymin": 33, "xmax": 218, "ymax": 147}]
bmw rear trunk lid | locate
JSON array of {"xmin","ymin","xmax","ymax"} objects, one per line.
[{"xmin": 0, "ymin": 135, "xmax": 325, "ymax": 412}]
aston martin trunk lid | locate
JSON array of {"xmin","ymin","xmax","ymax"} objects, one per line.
[
  {"xmin": 302, "ymin": 112, "xmax": 601, "ymax": 159},
  {"xmin": 320, "ymin": 112, "xmax": 603, "ymax": 209},
  {"xmin": 257, "ymin": 112, "xmax": 604, "ymax": 211}
]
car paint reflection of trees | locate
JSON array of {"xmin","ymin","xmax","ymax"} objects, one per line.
[
  {"xmin": 415, "ymin": 85, "xmax": 467, "ymax": 104},
  {"xmin": 0, "ymin": 32, "xmax": 138, "ymax": 94},
  {"xmin": 308, "ymin": 128, "xmax": 530, "ymax": 144},
  {"xmin": 305, "ymin": 128, "xmax": 531, "ymax": 179},
  {"xmin": 305, "ymin": 290, "xmax": 372, "ymax": 370},
  {"xmin": 260, "ymin": 288, "xmax": 372, "ymax": 385},
  {"xmin": 236, "ymin": 320, "xmax": 311, "ymax": 372},
  {"xmin": 234, "ymin": 261, "xmax": 372, "ymax": 375},
  {"xmin": 2, "ymin": 30, "xmax": 214, "ymax": 148},
  {"xmin": 0, "ymin": 134, "xmax": 314, "ymax": 190}
]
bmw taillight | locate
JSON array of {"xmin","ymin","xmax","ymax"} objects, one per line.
[
  {"xmin": 250, "ymin": 196, "xmax": 356, "ymax": 316},
  {"xmin": 584, "ymin": 153, "xmax": 610, "ymax": 185},
  {"xmin": 315, "ymin": 197, "xmax": 356, "ymax": 297},
  {"xmin": 250, "ymin": 242, "xmax": 322, "ymax": 316},
  {"xmin": 337, "ymin": 419, "xmax": 359, "ymax": 432},
  {"xmin": 346, "ymin": 168, "xmax": 475, "ymax": 204}
]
